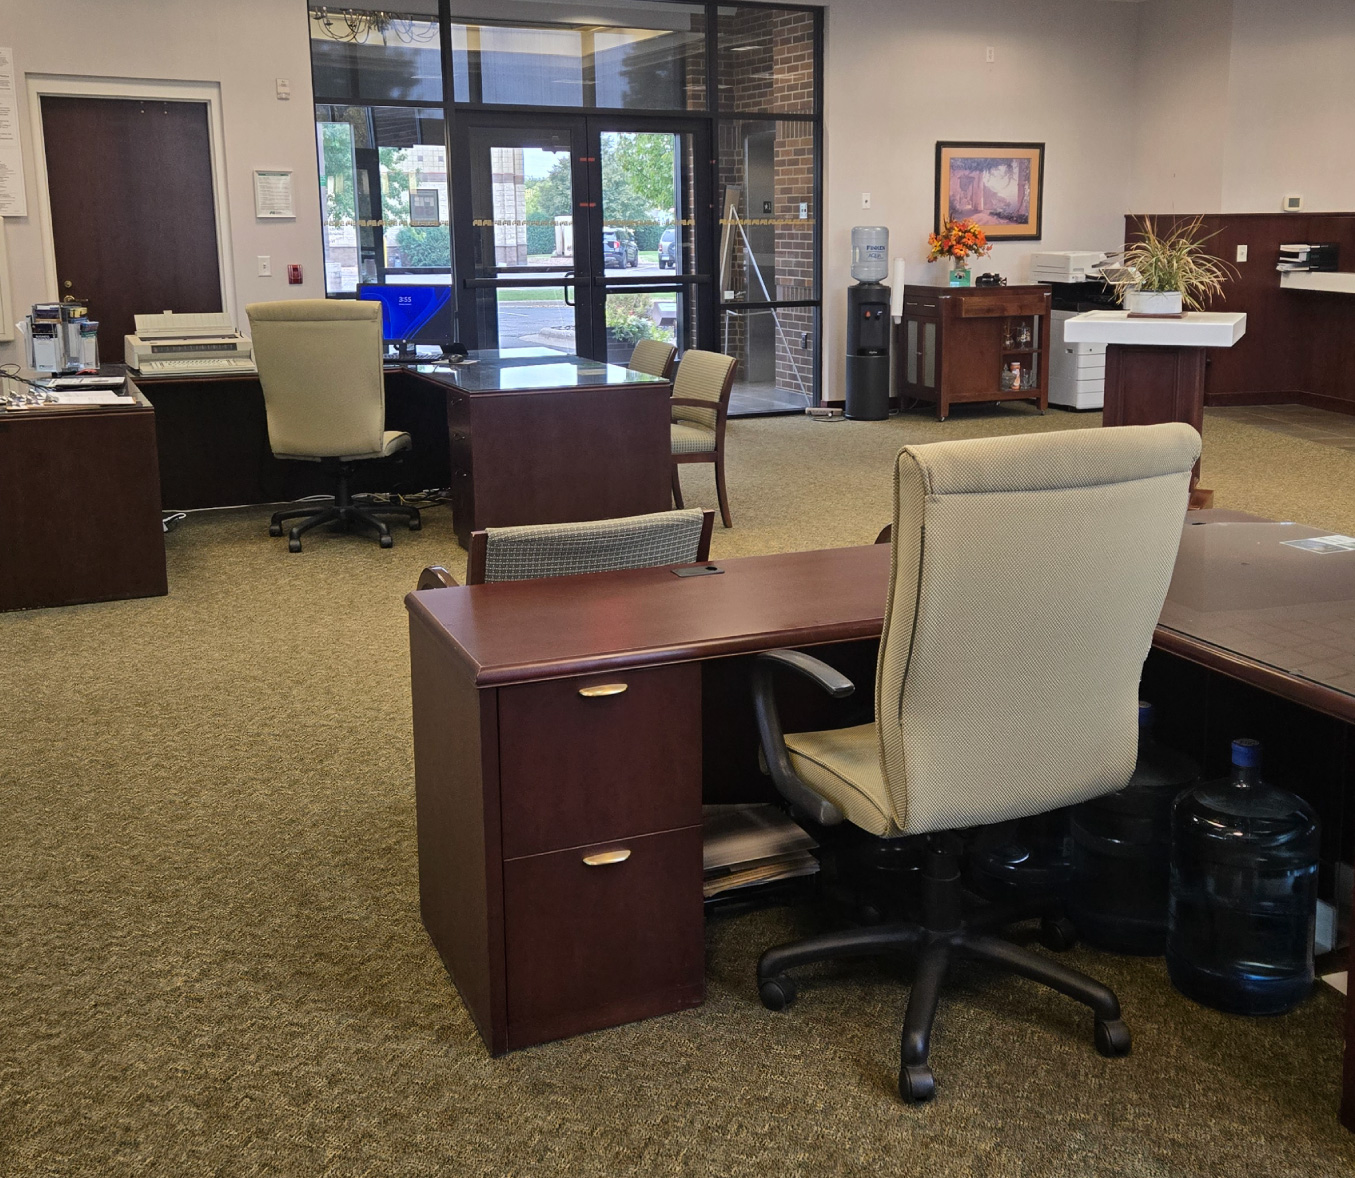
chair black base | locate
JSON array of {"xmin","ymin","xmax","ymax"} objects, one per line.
[
  {"xmin": 268, "ymin": 461, "xmax": 420, "ymax": 552},
  {"xmin": 756, "ymin": 835, "xmax": 1130, "ymax": 1104}
]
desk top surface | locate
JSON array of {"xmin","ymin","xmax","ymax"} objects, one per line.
[
  {"xmin": 398, "ymin": 349, "xmax": 667, "ymax": 395},
  {"xmin": 1062, "ymin": 310, "xmax": 1247, "ymax": 347},
  {"xmin": 406, "ymin": 544, "xmax": 892, "ymax": 686},
  {"xmin": 410, "ymin": 517, "xmax": 1355, "ymax": 718}
]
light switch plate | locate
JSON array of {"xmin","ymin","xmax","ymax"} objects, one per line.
[
  {"xmin": 1235, "ymin": 244, "xmax": 1248, "ymax": 263},
  {"xmin": 861, "ymin": 192, "xmax": 871, "ymax": 209},
  {"xmin": 257, "ymin": 256, "xmax": 272, "ymax": 277}
]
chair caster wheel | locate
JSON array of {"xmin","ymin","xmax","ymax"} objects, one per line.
[
  {"xmin": 288, "ymin": 538, "xmax": 302, "ymax": 553},
  {"xmin": 1094, "ymin": 1018, "xmax": 1131, "ymax": 1058},
  {"xmin": 269, "ymin": 523, "xmax": 283, "ymax": 537},
  {"xmin": 409, "ymin": 518, "xmax": 421, "ymax": 531},
  {"xmin": 1039, "ymin": 916, "xmax": 1078, "ymax": 952},
  {"xmin": 899, "ymin": 1064, "xmax": 935, "ymax": 1104},
  {"xmin": 380, "ymin": 534, "xmax": 394, "ymax": 549},
  {"xmin": 759, "ymin": 975, "xmax": 797, "ymax": 1011}
]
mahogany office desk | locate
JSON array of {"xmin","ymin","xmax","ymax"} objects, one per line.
[
  {"xmin": 135, "ymin": 351, "xmax": 671, "ymax": 547},
  {"xmin": 0, "ymin": 384, "xmax": 167, "ymax": 611},
  {"xmin": 408, "ymin": 523, "xmax": 1354, "ymax": 1125},
  {"xmin": 405, "ymin": 544, "xmax": 891, "ymax": 1054}
]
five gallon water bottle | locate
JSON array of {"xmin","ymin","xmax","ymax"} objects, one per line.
[
  {"xmin": 1068, "ymin": 702, "xmax": 1198, "ymax": 954},
  {"xmin": 1166, "ymin": 739, "xmax": 1319, "ymax": 1015}
]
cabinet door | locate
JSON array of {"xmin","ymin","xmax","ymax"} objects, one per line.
[
  {"xmin": 905, "ymin": 317, "xmax": 937, "ymax": 392},
  {"xmin": 497, "ymin": 662, "xmax": 701, "ymax": 859},
  {"xmin": 502, "ymin": 825, "xmax": 705, "ymax": 1049}
]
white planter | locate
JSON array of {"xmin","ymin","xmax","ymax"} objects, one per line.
[{"xmin": 1124, "ymin": 289, "xmax": 1183, "ymax": 316}]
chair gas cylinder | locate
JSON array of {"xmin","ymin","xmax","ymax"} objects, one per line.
[
  {"xmin": 1167, "ymin": 738, "xmax": 1319, "ymax": 1015},
  {"xmin": 1068, "ymin": 702, "xmax": 1198, "ymax": 955}
]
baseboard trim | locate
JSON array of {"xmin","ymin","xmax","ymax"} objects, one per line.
[{"xmin": 1204, "ymin": 390, "xmax": 1355, "ymax": 418}]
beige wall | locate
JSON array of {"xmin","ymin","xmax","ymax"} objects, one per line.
[
  {"xmin": 0, "ymin": 0, "xmax": 323, "ymax": 366},
  {"xmin": 1131, "ymin": 0, "xmax": 1355, "ymax": 216},
  {"xmin": 819, "ymin": 0, "xmax": 1142, "ymax": 399}
]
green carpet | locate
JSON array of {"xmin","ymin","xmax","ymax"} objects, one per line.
[{"xmin": 3, "ymin": 405, "xmax": 1354, "ymax": 1176}]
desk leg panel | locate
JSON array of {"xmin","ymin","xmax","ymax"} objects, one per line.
[
  {"xmin": 465, "ymin": 386, "xmax": 670, "ymax": 532},
  {"xmin": 409, "ymin": 613, "xmax": 508, "ymax": 1054}
]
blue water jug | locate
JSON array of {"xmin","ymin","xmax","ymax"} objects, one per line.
[
  {"xmin": 1166, "ymin": 738, "xmax": 1319, "ymax": 1015},
  {"xmin": 1068, "ymin": 702, "xmax": 1198, "ymax": 954}
]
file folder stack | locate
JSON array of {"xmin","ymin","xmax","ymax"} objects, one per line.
[{"xmin": 702, "ymin": 804, "xmax": 819, "ymax": 899}]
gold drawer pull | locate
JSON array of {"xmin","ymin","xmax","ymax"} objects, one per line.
[
  {"xmin": 583, "ymin": 849, "xmax": 632, "ymax": 867},
  {"xmin": 578, "ymin": 683, "xmax": 628, "ymax": 698}
]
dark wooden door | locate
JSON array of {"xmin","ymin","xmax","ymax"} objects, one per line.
[{"xmin": 40, "ymin": 96, "xmax": 223, "ymax": 356}]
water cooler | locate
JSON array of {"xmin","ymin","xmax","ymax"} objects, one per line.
[{"xmin": 845, "ymin": 226, "xmax": 891, "ymax": 420}]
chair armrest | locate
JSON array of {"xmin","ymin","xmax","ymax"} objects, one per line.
[
  {"xmin": 416, "ymin": 565, "xmax": 459, "ymax": 590},
  {"xmin": 669, "ymin": 396, "xmax": 717, "ymax": 409},
  {"xmin": 750, "ymin": 650, "xmax": 854, "ymax": 827}
]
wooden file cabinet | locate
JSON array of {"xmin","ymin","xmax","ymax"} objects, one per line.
[
  {"xmin": 896, "ymin": 284, "xmax": 1051, "ymax": 420},
  {"xmin": 409, "ymin": 611, "xmax": 704, "ymax": 1054}
]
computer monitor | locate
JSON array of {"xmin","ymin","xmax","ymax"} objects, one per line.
[{"xmin": 357, "ymin": 283, "xmax": 454, "ymax": 357}]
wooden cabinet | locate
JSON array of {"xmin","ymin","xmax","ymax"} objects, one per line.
[
  {"xmin": 896, "ymin": 284, "xmax": 1051, "ymax": 420},
  {"xmin": 408, "ymin": 620, "xmax": 705, "ymax": 1054}
]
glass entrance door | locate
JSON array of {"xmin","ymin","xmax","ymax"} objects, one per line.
[{"xmin": 453, "ymin": 114, "xmax": 711, "ymax": 361}]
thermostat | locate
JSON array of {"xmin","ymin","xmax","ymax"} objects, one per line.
[{"xmin": 1283, "ymin": 194, "xmax": 1303, "ymax": 212}]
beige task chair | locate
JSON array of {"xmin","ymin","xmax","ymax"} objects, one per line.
[
  {"xmin": 750, "ymin": 423, "xmax": 1201, "ymax": 1104},
  {"xmin": 417, "ymin": 508, "xmax": 714, "ymax": 589},
  {"xmin": 669, "ymin": 349, "xmax": 737, "ymax": 528},
  {"xmin": 246, "ymin": 299, "xmax": 420, "ymax": 552},
  {"xmin": 628, "ymin": 339, "xmax": 677, "ymax": 379}
]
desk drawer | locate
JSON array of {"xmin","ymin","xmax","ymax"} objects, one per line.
[
  {"xmin": 502, "ymin": 825, "xmax": 705, "ymax": 1050},
  {"xmin": 497, "ymin": 663, "xmax": 701, "ymax": 859},
  {"xmin": 959, "ymin": 295, "xmax": 1046, "ymax": 318}
]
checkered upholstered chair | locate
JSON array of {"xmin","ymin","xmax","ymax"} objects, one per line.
[
  {"xmin": 247, "ymin": 299, "xmax": 420, "ymax": 552},
  {"xmin": 416, "ymin": 508, "xmax": 713, "ymax": 589},
  {"xmin": 750, "ymin": 423, "xmax": 1201, "ymax": 1104},
  {"xmin": 669, "ymin": 350, "xmax": 737, "ymax": 528},
  {"xmin": 628, "ymin": 339, "xmax": 677, "ymax": 379}
]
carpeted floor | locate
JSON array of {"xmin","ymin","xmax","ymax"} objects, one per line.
[{"xmin": 3, "ymin": 405, "xmax": 1355, "ymax": 1176}]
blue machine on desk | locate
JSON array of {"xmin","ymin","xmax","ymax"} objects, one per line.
[{"xmin": 18, "ymin": 301, "xmax": 99, "ymax": 374}]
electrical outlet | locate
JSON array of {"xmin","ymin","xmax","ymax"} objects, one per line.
[
  {"xmin": 861, "ymin": 192, "xmax": 871, "ymax": 210},
  {"xmin": 799, "ymin": 202, "xmax": 807, "ymax": 220},
  {"xmin": 985, "ymin": 46, "xmax": 995, "ymax": 63},
  {"xmin": 257, "ymin": 255, "xmax": 272, "ymax": 277},
  {"xmin": 275, "ymin": 78, "xmax": 291, "ymax": 100},
  {"xmin": 1236, "ymin": 244, "xmax": 1248, "ymax": 263}
]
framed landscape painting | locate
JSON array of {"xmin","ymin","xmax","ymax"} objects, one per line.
[{"xmin": 935, "ymin": 142, "xmax": 1044, "ymax": 240}]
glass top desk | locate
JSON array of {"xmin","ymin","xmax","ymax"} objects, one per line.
[{"xmin": 402, "ymin": 350, "xmax": 673, "ymax": 547}]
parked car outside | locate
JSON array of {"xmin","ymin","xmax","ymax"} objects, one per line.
[
  {"xmin": 658, "ymin": 227, "xmax": 676, "ymax": 269},
  {"xmin": 602, "ymin": 227, "xmax": 639, "ymax": 268}
]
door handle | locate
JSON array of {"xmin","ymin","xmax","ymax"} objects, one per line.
[
  {"xmin": 583, "ymin": 849, "xmax": 631, "ymax": 867},
  {"xmin": 562, "ymin": 270, "xmax": 574, "ymax": 306}
]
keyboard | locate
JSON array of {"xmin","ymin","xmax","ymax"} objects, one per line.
[{"xmin": 135, "ymin": 356, "xmax": 257, "ymax": 376}]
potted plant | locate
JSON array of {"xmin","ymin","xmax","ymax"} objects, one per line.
[
  {"xmin": 927, "ymin": 219, "xmax": 992, "ymax": 287},
  {"xmin": 1107, "ymin": 216, "xmax": 1235, "ymax": 316}
]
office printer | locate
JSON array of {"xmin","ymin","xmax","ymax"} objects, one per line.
[
  {"xmin": 125, "ymin": 311, "xmax": 257, "ymax": 376},
  {"xmin": 1030, "ymin": 251, "xmax": 1109, "ymax": 284}
]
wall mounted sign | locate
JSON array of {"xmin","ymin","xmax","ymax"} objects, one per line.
[
  {"xmin": 253, "ymin": 169, "xmax": 295, "ymax": 219},
  {"xmin": 0, "ymin": 48, "xmax": 27, "ymax": 217},
  {"xmin": 935, "ymin": 142, "xmax": 1044, "ymax": 240},
  {"xmin": 410, "ymin": 188, "xmax": 440, "ymax": 227}
]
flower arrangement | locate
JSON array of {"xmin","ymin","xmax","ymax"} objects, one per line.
[{"xmin": 927, "ymin": 219, "xmax": 992, "ymax": 264}]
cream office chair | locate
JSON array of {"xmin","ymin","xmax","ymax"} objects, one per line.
[
  {"xmin": 417, "ymin": 508, "xmax": 714, "ymax": 588},
  {"xmin": 246, "ymin": 299, "xmax": 420, "ymax": 552},
  {"xmin": 628, "ymin": 339, "xmax": 677, "ymax": 379},
  {"xmin": 750, "ymin": 423, "xmax": 1201, "ymax": 1104},
  {"xmin": 669, "ymin": 349, "xmax": 737, "ymax": 528}
]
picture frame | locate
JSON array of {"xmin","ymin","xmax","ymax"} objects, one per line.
[{"xmin": 934, "ymin": 142, "xmax": 1044, "ymax": 240}]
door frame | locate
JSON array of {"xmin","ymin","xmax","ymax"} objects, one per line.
[
  {"xmin": 451, "ymin": 110, "xmax": 713, "ymax": 359},
  {"xmin": 25, "ymin": 75, "xmax": 238, "ymax": 327}
]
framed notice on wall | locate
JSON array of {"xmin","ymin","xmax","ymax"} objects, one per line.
[
  {"xmin": 253, "ymin": 169, "xmax": 295, "ymax": 219},
  {"xmin": 410, "ymin": 188, "xmax": 440, "ymax": 226}
]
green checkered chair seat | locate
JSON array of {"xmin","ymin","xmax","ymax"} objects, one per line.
[
  {"xmin": 671, "ymin": 422, "xmax": 717, "ymax": 454},
  {"xmin": 479, "ymin": 509, "xmax": 708, "ymax": 582}
]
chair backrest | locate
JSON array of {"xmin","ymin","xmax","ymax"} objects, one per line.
[
  {"xmin": 629, "ymin": 339, "xmax": 677, "ymax": 379},
  {"xmin": 873, "ymin": 423, "xmax": 1201, "ymax": 837},
  {"xmin": 467, "ymin": 509, "xmax": 713, "ymax": 585},
  {"xmin": 245, "ymin": 299, "xmax": 386, "ymax": 458},
  {"xmin": 671, "ymin": 349, "xmax": 736, "ymax": 433}
]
